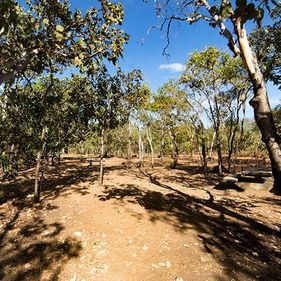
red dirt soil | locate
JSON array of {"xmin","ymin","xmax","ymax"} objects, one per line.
[{"xmin": 0, "ymin": 157, "xmax": 280, "ymax": 281}]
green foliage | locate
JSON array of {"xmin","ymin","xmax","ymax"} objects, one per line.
[
  {"xmin": 87, "ymin": 68, "xmax": 143, "ymax": 133},
  {"xmin": 219, "ymin": 3, "xmax": 233, "ymax": 20},
  {"xmin": 239, "ymin": 119, "xmax": 266, "ymax": 155},
  {"xmin": 0, "ymin": 0, "xmax": 128, "ymax": 84},
  {"xmin": 273, "ymin": 105, "xmax": 281, "ymax": 137}
]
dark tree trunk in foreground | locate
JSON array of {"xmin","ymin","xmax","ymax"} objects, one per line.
[
  {"xmin": 234, "ymin": 18, "xmax": 281, "ymax": 191},
  {"xmin": 99, "ymin": 127, "xmax": 105, "ymax": 186},
  {"xmin": 34, "ymin": 126, "xmax": 47, "ymax": 202}
]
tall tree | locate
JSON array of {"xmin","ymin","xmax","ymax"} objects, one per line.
[
  {"xmin": 88, "ymin": 68, "xmax": 143, "ymax": 185},
  {"xmin": 181, "ymin": 47, "xmax": 234, "ymax": 174},
  {"xmin": 153, "ymin": 80, "xmax": 190, "ymax": 168},
  {"xmin": 151, "ymin": 0, "xmax": 281, "ymax": 190}
]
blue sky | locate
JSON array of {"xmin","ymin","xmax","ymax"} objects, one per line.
[
  {"xmin": 76, "ymin": 0, "xmax": 279, "ymax": 117},
  {"xmin": 113, "ymin": 0, "xmax": 228, "ymax": 91},
  {"xmin": 73, "ymin": 1, "xmax": 236, "ymax": 89},
  {"xmin": 18, "ymin": 0, "xmax": 280, "ymax": 115}
]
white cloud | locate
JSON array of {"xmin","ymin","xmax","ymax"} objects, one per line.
[{"xmin": 159, "ymin": 63, "xmax": 186, "ymax": 73}]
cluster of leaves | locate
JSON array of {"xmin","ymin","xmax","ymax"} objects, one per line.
[
  {"xmin": 0, "ymin": 0, "xmax": 128, "ymax": 83},
  {"xmin": 0, "ymin": 77, "xmax": 83, "ymax": 169},
  {"xmin": 87, "ymin": 68, "xmax": 144, "ymax": 133},
  {"xmin": 0, "ymin": 0, "xmax": 132, "ymax": 181},
  {"xmin": 209, "ymin": 0, "xmax": 265, "ymax": 26}
]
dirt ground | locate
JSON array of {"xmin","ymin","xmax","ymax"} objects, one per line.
[{"xmin": 0, "ymin": 157, "xmax": 281, "ymax": 281}]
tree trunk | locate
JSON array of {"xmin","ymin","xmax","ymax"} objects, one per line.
[
  {"xmin": 200, "ymin": 123, "xmax": 207, "ymax": 171},
  {"xmin": 127, "ymin": 121, "xmax": 132, "ymax": 159},
  {"xmin": 216, "ymin": 133, "xmax": 223, "ymax": 174},
  {"xmin": 138, "ymin": 128, "xmax": 144, "ymax": 166},
  {"xmin": 209, "ymin": 132, "xmax": 216, "ymax": 160},
  {"xmin": 239, "ymin": 102, "xmax": 247, "ymax": 147},
  {"xmin": 234, "ymin": 18, "xmax": 281, "ymax": 190},
  {"xmin": 227, "ymin": 122, "xmax": 240, "ymax": 172},
  {"xmin": 51, "ymin": 152, "xmax": 55, "ymax": 166},
  {"xmin": 214, "ymin": 97, "xmax": 223, "ymax": 174},
  {"xmin": 169, "ymin": 129, "xmax": 178, "ymax": 169},
  {"xmin": 145, "ymin": 127, "xmax": 154, "ymax": 167},
  {"xmin": 99, "ymin": 127, "xmax": 105, "ymax": 186},
  {"xmin": 160, "ymin": 126, "xmax": 165, "ymax": 161},
  {"xmin": 34, "ymin": 150, "xmax": 43, "ymax": 202},
  {"xmin": 34, "ymin": 126, "xmax": 47, "ymax": 202},
  {"xmin": 195, "ymin": 122, "xmax": 207, "ymax": 171}
]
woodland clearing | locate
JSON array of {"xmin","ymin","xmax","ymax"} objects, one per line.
[{"xmin": 0, "ymin": 156, "xmax": 280, "ymax": 281}]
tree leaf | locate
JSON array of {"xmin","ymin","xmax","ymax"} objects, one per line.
[
  {"xmin": 55, "ymin": 31, "xmax": 64, "ymax": 41},
  {"xmin": 210, "ymin": 6, "xmax": 218, "ymax": 16},
  {"xmin": 220, "ymin": 3, "xmax": 233, "ymax": 19},
  {"xmin": 236, "ymin": 0, "xmax": 247, "ymax": 8},
  {"xmin": 43, "ymin": 18, "xmax": 49, "ymax": 25},
  {"xmin": 56, "ymin": 25, "xmax": 64, "ymax": 33}
]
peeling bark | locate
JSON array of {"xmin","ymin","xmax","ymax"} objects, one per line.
[{"xmin": 234, "ymin": 18, "xmax": 281, "ymax": 190}]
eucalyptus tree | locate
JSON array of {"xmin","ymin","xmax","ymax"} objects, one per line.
[
  {"xmin": 44, "ymin": 77, "xmax": 93, "ymax": 165},
  {"xmin": 0, "ymin": 0, "xmax": 130, "ymax": 200},
  {"xmin": 0, "ymin": 77, "xmax": 54, "ymax": 188},
  {"xmin": 151, "ymin": 0, "xmax": 281, "ymax": 189},
  {"xmin": 128, "ymin": 84, "xmax": 151, "ymax": 165},
  {"xmin": 188, "ymin": 105, "xmax": 209, "ymax": 171},
  {"xmin": 0, "ymin": 84, "xmax": 34, "ymax": 177},
  {"xmin": 0, "ymin": 74, "xmax": 101, "ymax": 201},
  {"xmin": 136, "ymin": 102, "xmax": 157, "ymax": 167},
  {"xmin": 0, "ymin": 0, "xmax": 128, "ymax": 84},
  {"xmin": 153, "ymin": 80, "xmax": 190, "ymax": 168},
  {"xmin": 9, "ymin": 76, "xmax": 81, "ymax": 201},
  {"xmin": 181, "ymin": 47, "xmax": 233, "ymax": 174},
  {"xmin": 89, "ymin": 68, "xmax": 143, "ymax": 185},
  {"xmin": 219, "ymin": 54, "xmax": 251, "ymax": 170},
  {"xmin": 124, "ymin": 81, "xmax": 150, "ymax": 159}
]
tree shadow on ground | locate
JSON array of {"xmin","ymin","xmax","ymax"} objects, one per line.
[
  {"xmin": 98, "ymin": 174, "xmax": 281, "ymax": 280},
  {"xmin": 0, "ymin": 203, "xmax": 82, "ymax": 281},
  {"xmin": 0, "ymin": 162, "xmax": 96, "ymax": 206},
  {"xmin": 136, "ymin": 168, "xmax": 219, "ymax": 191},
  {"xmin": 0, "ymin": 161, "xmax": 93, "ymax": 280}
]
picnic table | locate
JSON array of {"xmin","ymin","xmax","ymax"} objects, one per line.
[
  {"xmin": 222, "ymin": 169, "xmax": 273, "ymax": 191},
  {"xmin": 239, "ymin": 170, "xmax": 272, "ymax": 178}
]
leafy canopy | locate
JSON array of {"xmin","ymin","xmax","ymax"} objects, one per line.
[{"xmin": 0, "ymin": 0, "xmax": 128, "ymax": 84}]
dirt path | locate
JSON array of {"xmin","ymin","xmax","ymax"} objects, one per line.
[{"xmin": 0, "ymin": 158, "xmax": 281, "ymax": 281}]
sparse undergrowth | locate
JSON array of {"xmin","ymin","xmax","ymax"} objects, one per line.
[{"xmin": 0, "ymin": 157, "xmax": 280, "ymax": 281}]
